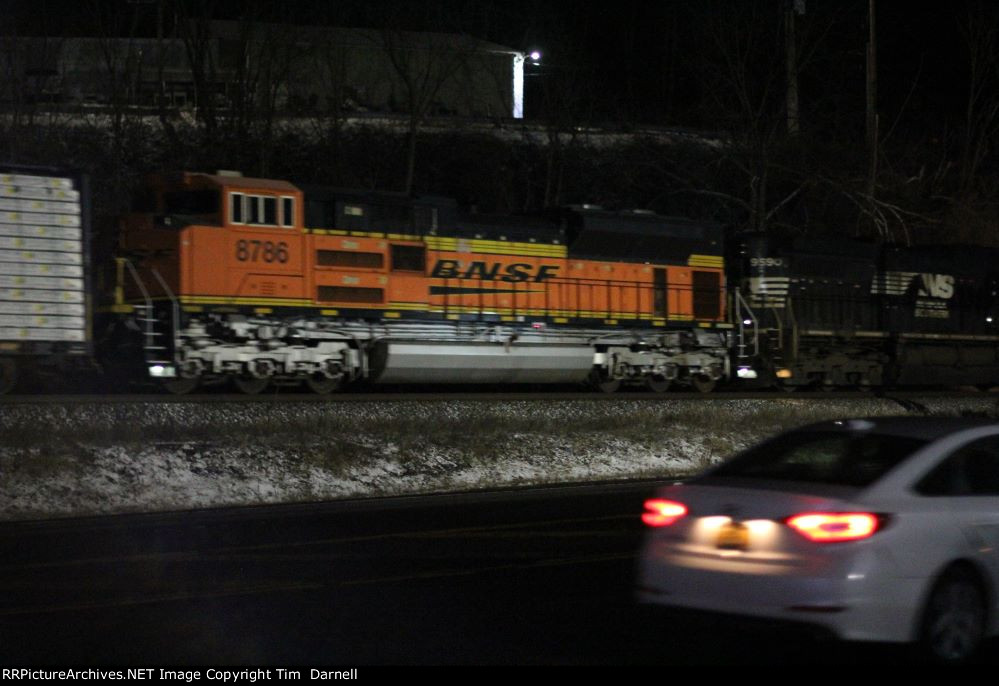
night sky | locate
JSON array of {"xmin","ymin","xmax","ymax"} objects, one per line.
[{"xmin": 5, "ymin": 1, "xmax": 976, "ymax": 137}]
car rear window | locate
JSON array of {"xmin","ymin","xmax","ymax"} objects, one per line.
[{"xmin": 706, "ymin": 431, "xmax": 928, "ymax": 487}]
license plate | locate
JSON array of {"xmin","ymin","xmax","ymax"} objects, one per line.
[{"xmin": 716, "ymin": 522, "xmax": 749, "ymax": 550}]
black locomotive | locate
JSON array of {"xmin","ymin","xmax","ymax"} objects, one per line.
[{"xmin": 734, "ymin": 233, "xmax": 999, "ymax": 389}]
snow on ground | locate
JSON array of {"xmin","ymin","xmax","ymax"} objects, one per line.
[{"xmin": 1, "ymin": 396, "xmax": 998, "ymax": 521}]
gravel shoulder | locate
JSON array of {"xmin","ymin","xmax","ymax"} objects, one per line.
[{"xmin": 2, "ymin": 396, "xmax": 997, "ymax": 521}]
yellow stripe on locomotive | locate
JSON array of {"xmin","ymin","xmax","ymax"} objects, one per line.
[{"xmin": 117, "ymin": 171, "xmax": 726, "ymax": 327}]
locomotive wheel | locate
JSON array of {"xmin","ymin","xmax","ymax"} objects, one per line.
[
  {"xmin": 0, "ymin": 358, "xmax": 17, "ymax": 395},
  {"xmin": 645, "ymin": 376, "xmax": 671, "ymax": 393},
  {"xmin": 589, "ymin": 370, "xmax": 621, "ymax": 393},
  {"xmin": 162, "ymin": 377, "xmax": 199, "ymax": 395},
  {"xmin": 594, "ymin": 378, "xmax": 621, "ymax": 393},
  {"xmin": 690, "ymin": 374, "xmax": 716, "ymax": 393},
  {"xmin": 847, "ymin": 373, "xmax": 873, "ymax": 392},
  {"xmin": 304, "ymin": 374, "xmax": 344, "ymax": 395},
  {"xmin": 233, "ymin": 376, "xmax": 269, "ymax": 395}
]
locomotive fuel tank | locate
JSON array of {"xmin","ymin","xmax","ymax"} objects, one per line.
[{"xmin": 367, "ymin": 339, "xmax": 595, "ymax": 385}]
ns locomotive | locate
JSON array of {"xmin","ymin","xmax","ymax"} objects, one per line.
[
  {"xmin": 0, "ymin": 163, "xmax": 995, "ymax": 394},
  {"xmin": 739, "ymin": 234, "xmax": 999, "ymax": 390}
]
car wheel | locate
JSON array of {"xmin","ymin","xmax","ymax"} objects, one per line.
[{"xmin": 920, "ymin": 568, "xmax": 986, "ymax": 663}]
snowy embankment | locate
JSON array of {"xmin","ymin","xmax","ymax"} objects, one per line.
[{"xmin": 1, "ymin": 397, "xmax": 997, "ymax": 521}]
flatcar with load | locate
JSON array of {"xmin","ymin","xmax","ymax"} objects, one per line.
[{"xmin": 0, "ymin": 164, "xmax": 91, "ymax": 394}]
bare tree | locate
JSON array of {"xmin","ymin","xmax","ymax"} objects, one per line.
[
  {"xmin": 368, "ymin": 4, "xmax": 480, "ymax": 194},
  {"xmin": 89, "ymin": 0, "xmax": 148, "ymax": 142},
  {"xmin": 694, "ymin": 1, "xmax": 797, "ymax": 232},
  {"xmin": 0, "ymin": 31, "xmax": 67, "ymax": 154},
  {"xmin": 175, "ymin": 0, "xmax": 222, "ymax": 139},
  {"xmin": 517, "ymin": 7, "xmax": 599, "ymax": 208},
  {"xmin": 234, "ymin": 18, "xmax": 299, "ymax": 176},
  {"xmin": 957, "ymin": 1, "xmax": 999, "ymax": 197},
  {"xmin": 305, "ymin": 27, "xmax": 358, "ymax": 183}
]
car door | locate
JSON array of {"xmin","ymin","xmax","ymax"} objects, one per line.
[{"xmin": 915, "ymin": 434, "xmax": 999, "ymax": 613}]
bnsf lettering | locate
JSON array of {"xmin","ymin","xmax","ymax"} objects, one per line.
[
  {"xmin": 431, "ymin": 259, "xmax": 559, "ymax": 282},
  {"xmin": 235, "ymin": 239, "xmax": 289, "ymax": 264}
]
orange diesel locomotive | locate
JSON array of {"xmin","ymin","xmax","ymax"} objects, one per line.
[{"xmin": 110, "ymin": 171, "xmax": 732, "ymax": 393}]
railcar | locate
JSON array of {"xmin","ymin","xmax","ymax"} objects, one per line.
[
  {"xmin": 0, "ymin": 164, "xmax": 91, "ymax": 394},
  {"xmin": 106, "ymin": 171, "xmax": 736, "ymax": 394},
  {"xmin": 735, "ymin": 233, "xmax": 999, "ymax": 389}
]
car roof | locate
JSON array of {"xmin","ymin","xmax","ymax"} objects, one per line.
[{"xmin": 796, "ymin": 416, "xmax": 999, "ymax": 442}]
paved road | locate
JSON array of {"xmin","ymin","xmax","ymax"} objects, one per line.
[{"xmin": 0, "ymin": 482, "xmax": 978, "ymax": 665}]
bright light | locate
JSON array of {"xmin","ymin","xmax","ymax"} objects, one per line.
[
  {"xmin": 785, "ymin": 512, "xmax": 881, "ymax": 542},
  {"xmin": 737, "ymin": 367, "xmax": 758, "ymax": 379},
  {"xmin": 642, "ymin": 499, "xmax": 687, "ymax": 527},
  {"xmin": 530, "ymin": 50, "xmax": 542, "ymax": 62},
  {"xmin": 743, "ymin": 319, "xmax": 753, "ymax": 326},
  {"xmin": 512, "ymin": 54, "xmax": 524, "ymax": 118},
  {"xmin": 775, "ymin": 368, "xmax": 793, "ymax": 379}
]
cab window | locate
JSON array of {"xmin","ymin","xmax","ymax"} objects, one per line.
[{"xmin": 163, "ymin": 190, "xmax": 219, "ymax": 216}]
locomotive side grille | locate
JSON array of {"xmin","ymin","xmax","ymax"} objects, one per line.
[
  {"xmin": 317, "ymin": 250, "xmax": 385, "ymax": 269},
  {"xmin": 871, "ymin": 271, "xmax": 918, "ymax": 295},
  {"xmin": 317, "ymin": 286, "xmax": 384, "ymax": 303},
  {"xmin": 746, "ymin": 276, "xmax": 789, "ymax": 308}
]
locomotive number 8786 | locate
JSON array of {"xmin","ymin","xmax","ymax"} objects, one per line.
[{"xmin": 100, "ymin": 170, "xmax": 736, "ymax": 394}]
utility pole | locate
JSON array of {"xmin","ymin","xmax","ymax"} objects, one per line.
[
  {"xmin": 866, "ymin": 0, "xmax": 878, "ymax": 199},
  {"xmin": 785, "ymin": 0, "xmax": 802, "ymax": 137}
]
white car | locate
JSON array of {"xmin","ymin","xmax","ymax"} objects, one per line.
[{"xmin": 636, "ymin": 416, "xmax": 999, "ymax": 662}]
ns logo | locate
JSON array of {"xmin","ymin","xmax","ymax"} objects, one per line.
[{"xmin": 917, "ymin": 273, "xmax": 955, "ymax": 299}]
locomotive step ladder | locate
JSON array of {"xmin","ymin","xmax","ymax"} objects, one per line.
[{"xmin": 118, "ymin": 259, "xmax": 181, "ymax": 371}]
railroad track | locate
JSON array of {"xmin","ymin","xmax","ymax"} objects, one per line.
[{"xmin": 1, "ymin": 389, "xmax": 995, "ymax": 403}]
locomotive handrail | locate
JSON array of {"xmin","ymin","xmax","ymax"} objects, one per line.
[
  {"xmin": 787, "ymin": 296, "xmax": 799, "ymax": 362},
  {"xmin": 734, "ymin": 287, "xmax": 759, "ymax": 358},
  {"xmin": 118, "ymin": 258, "xmax": 152, "ymax": 308},
  {"xmin": 119, "ymin": 258, "xmax": 158, "ymax": 366},
  {"xmin": 149, "ymin": 267, "xmax": 181, "ymax": 365}
]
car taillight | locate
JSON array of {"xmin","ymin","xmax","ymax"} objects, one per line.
[
  {"xmin": 785, "ymin": 512, "xmax": 883, "ymax": 542},
  {"xmin": 642, "ymin": 499, "xmax": 687, "ymax": 527}
]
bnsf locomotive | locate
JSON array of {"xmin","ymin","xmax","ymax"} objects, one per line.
[
  {"xmin": 105, "ymin": 170, "xmax": 732, "ymax": 394},
  {"xmin": 1, "ymin": 164, "xmax": 997, "ymax": 395}
]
